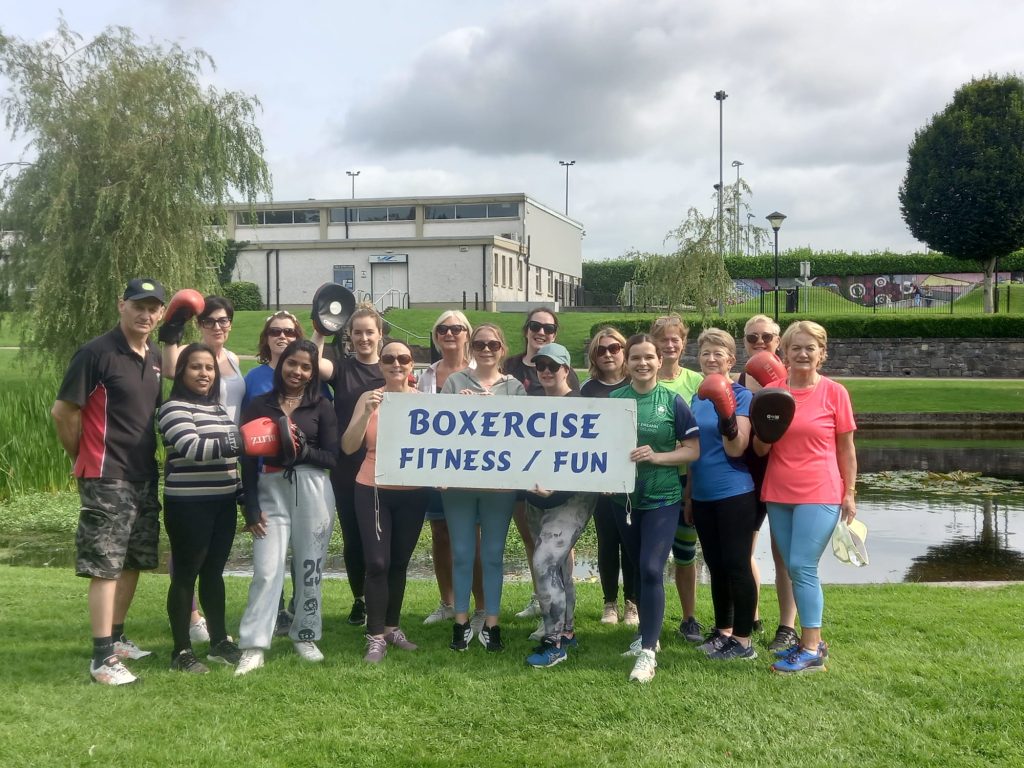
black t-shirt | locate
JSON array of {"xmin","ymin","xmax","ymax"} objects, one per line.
[
  {"xmin": 503, "ymin": 353, "xmax": 581, "ymax": 396},
  {"xmin": 329, "ymin": 356, "xmax": 385, "ymax": 472},
  {"xmin": 56, "ymin": 325, "xmax": 163, "ymax": 481},
  {"xmin": 580, "ymin": 378, "xmax": 628, "ymax": 398}
]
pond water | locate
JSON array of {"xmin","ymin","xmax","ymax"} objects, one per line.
[{"xmin": 3, "ymin": 439, "xmax": 1023, "ymax": 584}]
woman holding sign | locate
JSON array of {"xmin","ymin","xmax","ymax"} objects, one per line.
[
  {"xmin": 442, "ymin": 324, "xmax": 526, "ymax": 652},
  {"xmin": 610, "ymin": 334, "xmax": 700, "ymax": 683},
  {"xmin": 343, "ymin": 341, "xmax": 427, "ymax": 663}
]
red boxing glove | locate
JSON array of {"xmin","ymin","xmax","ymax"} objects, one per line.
[
  {"xmin": 241, "ymin": 417, "xmax": 281, "ymax": 457},
  {"xmin": 698, "ymin": 373, "xmax": 738, "ymax": 440},
  {"xmin": 745, "ymin": 350, "xmax": 787, "ymax": 387},
  {"xmin": 158, "ymin": 289, "xmax": 205, "ymax": 345}
]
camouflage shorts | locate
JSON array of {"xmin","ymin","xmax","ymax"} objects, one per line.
[{"xmin": 75, "ymin": 478, "xmax": 161, "ymax": 579}]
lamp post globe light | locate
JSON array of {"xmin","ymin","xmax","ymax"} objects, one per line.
[
  {"xmin": 766, "ymin": 211, "xmax": 786, "ymax": 321},
  {"xmin": 559, "ymin": 160, "xmax": 576, "ymax": 216},
  {"xmin": 346, "ymin": 170, "xmax": 360, "ymax": 199}
]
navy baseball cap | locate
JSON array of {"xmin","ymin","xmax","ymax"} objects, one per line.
[{"xmin": 123, "ymin": 278, "xmax": 166, "ymax": 303}]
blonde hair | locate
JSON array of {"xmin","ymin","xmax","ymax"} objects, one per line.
[
  {"xmin": 587, "ymin": 326, "xmax": 628, "ymax": 381},
  {"xmin": 780, "ymin": 320, "xmax": 829, "ymax": 368},
  {"xmin": 431, "ymin": 309, "xmax": 473, "ymax": 363},
  {"xmin": 348, "ymin": 303, "xmax": 383, "ymax": 333},
  {"xmin": 649, "ymin": 314, "xmax": 689, "ymax": 341},
  {"xmin": 471, "ymin": 323, "xmax": 509, "ymax": 367},
  {"xmin": 744, "ymin": 314, "xmax": 781, "ymax": 336},
  {"xmin": 697, "ymin": 327, "xmax": 737, "ymax": 357}
]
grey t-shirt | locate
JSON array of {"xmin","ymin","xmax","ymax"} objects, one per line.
[{"xmin": 441, "ymin": 370, "xmax": 527, "ymax": 397}]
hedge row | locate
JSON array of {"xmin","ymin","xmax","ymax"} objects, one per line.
[
  {"xmin": 222, "ymin": 281, "xmax": 262, "ymax": 311},
  {"xmin": 589, "ymin": 314, "xmax": 1024, "ymax": 341}
]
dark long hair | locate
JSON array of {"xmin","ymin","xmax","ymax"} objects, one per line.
[
  {"xmin": 169, "ymin": 343, "xmax": 222, "ymax": 405},
  {"xmin": 272, "ymin": 339, "xmax": 322, "ymax": 404}
]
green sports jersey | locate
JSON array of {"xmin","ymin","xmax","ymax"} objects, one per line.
[
  {"xmin": 611, "ymin": 383, "xmax": 699, "ymax": 510},
  {"xmin": 658, "ymin": 367, "xmax": 704, "ymax": 477}
]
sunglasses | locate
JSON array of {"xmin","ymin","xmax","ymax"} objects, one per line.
[
  {"xmin": 534, "ymin": 359, "xmax": 564, "ymax": 374},
  {"xmin": 436, "ymin": 324, "xmax": 466, "ymax": 337},
  {"xmin": 471, "ymin": 339, "xmax": 502, "ymax": 352},
  {"xmin": 527, "ymin": 321, "xmax": 557, "ymax": 335},
  {"xmin": 381, "ymin": 353, "xmax": 412, "ymax": 365},
  {"xmin": 596, "ymin": 342, "xmax": 623, "ymax": 356},
  {"xmin": 267, "ymin": 327, "xmax": 298, "ymax": 338},
  {"xmin": 199, "ymin": 317, "xmax": 232, "ymax": 329},
  {"xmin": 746, "ymin": 332, "xmax": 776, "ymax": 344}
]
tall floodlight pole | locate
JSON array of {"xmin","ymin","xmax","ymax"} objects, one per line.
[
  {"xmin": 559, "ymin": 160, "xmax": 576, "ymax": 215},
  {"xmin": 714, "ymin": 91, "xmax": 728, "ymax": 258},
  {"xmin": 731, "ymin": 160, "xmax": 743, "ymax": 255},
  {"xmin": 346, "ymin": 170, "xmax": 360, "ymax": 199},
  {"xmin": 746, "ymin": 212, "xmax": 754, "ymax": 256},
  {"xmin": 767, "ymin": 211, "xmax": 787, "ymax": 322}
]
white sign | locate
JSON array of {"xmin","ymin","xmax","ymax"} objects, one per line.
[
  {"xmin": 375, "ymin": 393, "xmax": 637, "ymax": 493},
  {"xmin": 369, "ymin": 253, "xmax": 408, "ymax": 263}
]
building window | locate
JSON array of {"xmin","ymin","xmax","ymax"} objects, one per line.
[
  {"xmin": 547, "ymin": 270, "xmax": 554, "ymax": 296},
  {"xmin": 387, "ymin": 206, "xmax": 415, "ymax": 221},
  {"xmin": 456, "ymin": 203, "xmax": 487, "ymax": 219},
  {"xmin": 535, "ymin": 266, "xmax": 542, "ymax": 293},
  {"xmin": 487, "ymin": 202, "xmax": 518, "ymax": 218},
  {"xmin": 332, "ymin": 206, "xmax": 416, "ymax": 223},
  {"xmin": 493, "ymin": 252, "xmax": 499, "ymax": 286},
  {"xmin": 236, "ymin": 209, "xmax": 320, "ymax": 226},
  {"xmin": 425, "ymin": 204, "xmax": 456, "ymax": 220},
  {"xmin": 517, "ymin": 259, "xmax": 524, "ymax": 291},
  {"xmin": 500, "ymin": 253, "xmax": 507, "ymax": 287}
]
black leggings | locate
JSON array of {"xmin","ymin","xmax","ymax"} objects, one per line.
[
  {"xmin": 332, "ymin": 465, "xmax": 365, "ymax": 598},
  {"xmin": 354, "ymin": 484, "xmax": 427, "ymax": 635},
  {"xmin": 692, "ymin": 491, "xmax": 758, "ymax": 637},
  {"xmin": 593, "ymin": 496, "xmax": 637, "ymax": 603},
  {"xmin": 164, "ymin": 496, "xmax": 237, "ymax": 653}
]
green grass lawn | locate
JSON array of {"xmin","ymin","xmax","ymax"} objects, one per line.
[
  {"xmin": 838, "ymin": 378, "xmax": 1024, "ymax": 412},
  {"xmin": 0, "ymin": 565, "xmax": 1021, "ymax": 767}
]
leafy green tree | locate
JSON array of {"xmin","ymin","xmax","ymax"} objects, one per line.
[
  {"xmin": 0, "ymin": 20, "xmax": 271, "ymax": 364},
  {"xmin": 899, "ymin": 74, "xmax": 1024, "ymax": 313}
]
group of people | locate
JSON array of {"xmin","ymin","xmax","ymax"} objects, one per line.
[{"xmin": 53, "ymin": 279, "xmax": 857, "ymax": 686}]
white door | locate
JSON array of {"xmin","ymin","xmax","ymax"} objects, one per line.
[{"xmin": 372, "ymin": 262, "xmax": 409, "ymax": 309}]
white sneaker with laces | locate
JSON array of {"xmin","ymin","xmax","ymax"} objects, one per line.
[
  {"xmin": 629, "ymin": 649, "xmax": 657, "ymax": 683},
  {"xmin": 234, "ymin": 648, "xmax": 264, "ymax": 677},
  {"xmin": 113, "ymin": 638, "xmax": 152, "ymax": 660},
  {"xmin": 90, "ymin": 658, "xmax": 138, "ymax": 685},
  {"xmin": 294, "ymin": 641, "xmax": 324, "ymax": 663},
  {"xmin": 621, "ymin": 636, "xmax": 661, "ymax": 657},
  {"xmin": 600, "ymin": 601, "xmax": 620, "ymax": 625},
  {"xmin": 423, "ymin": 601, "xmax": 455, "ymax": 625},
  {"xmin": 623, "ymin": 599, "xmax": 639, "ymax": 627},
  {"xmin": 515, "ymin": 594, "xmax": 541, "ymax": 619},
  {"xmin": 469, "ymin": 609, "xmax": 486, "ymax": 636},
  {"xmin": 189, "ymin": 616, "xmax": 210, "ymax": 644}
]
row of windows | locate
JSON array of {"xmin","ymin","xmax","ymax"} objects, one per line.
[
  {"xmin": 493, "ymin": 253, "xmax": 578, "ymax": 303},
  {"xmin": 236, "ymin": 202, "xmax": 521, "ymax": 226}
]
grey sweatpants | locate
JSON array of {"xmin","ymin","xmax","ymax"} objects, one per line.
[
  {"xmin": 528, "ymin": 493, "xmax": 596, "ymax": 640},
  {"xmin": 239, "ymin": 466, "xmax": 335, "ymax": 650}
]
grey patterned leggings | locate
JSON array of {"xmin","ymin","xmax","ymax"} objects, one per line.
[{"xmin": 527, "ymin": 493, "xmax": 596, "ymax": 641}]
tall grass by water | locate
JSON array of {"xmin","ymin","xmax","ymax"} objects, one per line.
[{"xmin": 0, "ymin": 376, "xmax": 74, "ymax": 500}]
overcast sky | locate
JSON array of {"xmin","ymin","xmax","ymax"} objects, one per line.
[{"xmin": 2, "ymin": 1, "xmax": 1022, "ymax": 261}]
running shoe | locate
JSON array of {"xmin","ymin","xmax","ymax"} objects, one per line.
[
  {"xmin": 469, "ymin": 609, "xmax": 486, "ymax": 637},
  {"xmin": 560, "ymin": 633, "xmax": 578, "ymax": 648},
  {"xmin": 293, "ymin": 641, "xmax": 324, "ymax": 663},
  {"xmin": 621, "ymin": 636, "xmax": 661, "ymax": 657},
  {"xmin": 347, "ymin": 598, "xmax": 367, "ymax": 626},
  {"xmin": 478, "ymin": 625, "xmax": 504, "ymax": 652},
  {"xmin": 189, "ymin": 616, "xmax": 210, "ymax": 644},
  {"xmin": 515, "ymin": 594, "xmax": 542, "ymax": 619},
  {"xmin": 170, "ymin": 649, "xmax": 210, "ymax": 674},
  {"xmin": 207, "ymin": 638, "xmax": 242, "ymax": 666},
  {"xmin": 90, "ymin": 657, "xmax": 137, "ymax": 686},
  {"xmin": 623, "ymin": 599, "xmax": 639, "ymax": 627},
  {"xmin": 771, "ymin": 645, "xmax": 827, "ymax": 675},
  {"xmin": 697, "ymin": 630, "xmax": 729, "ymax": 656},
  {"xmin": 600, "ymin": 601, "xmax": 620, "ymax": 624},
  {"xmin": 234, "ymin": 649, "xmax": 264, "ymax": 677},
  {"xmin": 384, "ymin": 628, "xmax": 417, "ymax": 651},
  {"xmin": 113, "ymin": 637, "xmax": 152, "ymax": 660},
  {"xmin": 677, "ymin": 616, "xmax": 704, "ymax": 643},
  {"xmin": 774, "ymin": 640, "xmax": 829, "ymax": 659},
  {"xmin": 768, "ymin": 625, "xmax": 799, "ymax": 652},
  {"xmin": 628, "ymin": 649, "xmax": 657, "ymax": 683},
  {"xmin": 450, "ymin": 621, "xmax": 472, "ymax": 651},
  {"xmin": 363, "ymin": 634, "xmax": 387, "ymax": 664},
  {"xmin": 423, "ymin": 601, "xmax": 455, "ymax": 625},
  {"xmin": 708, "ymin": 636, "xmax": 758, "ymax": 661},
  {"xmin": 273, "ymin": 610, "xmax": 293, "ymax": 637},
  {"xmin": 526, "ymin": 640, "xmax": 567, "ymax": 668}
]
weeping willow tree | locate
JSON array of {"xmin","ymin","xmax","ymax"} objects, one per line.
[{"xmin": 0, "ymin": 20, "xmax": 271, "ymax": 365}]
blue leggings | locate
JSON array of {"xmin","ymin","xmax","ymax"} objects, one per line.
[
  {"xmin": 766, "ymin": 503, "xmax": 840, "ymax": 629},
  {"xmin": 612, "ymin": 502, "xmax": 679, "ymax": 650},
  {"xmin": 442, "ymin": 489, "xmax": 515, "ymax": 618}
]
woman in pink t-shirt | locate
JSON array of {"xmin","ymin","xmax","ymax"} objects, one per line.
[{"xmin": 754, "ymin": 321, "xmax": 857, "ymax": 675}]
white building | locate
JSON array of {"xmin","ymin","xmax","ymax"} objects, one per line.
[{"xmin": 226, "ymin": 193, "xmax": 583, "ymax": 311}]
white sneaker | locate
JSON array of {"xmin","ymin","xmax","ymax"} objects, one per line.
[
  {"xmin": 621, "ymin": 636, "xmax": 661, "ymax": 657},
  {"xmin": 423, "ymin": 601, "xmax": 455, "ymax": 625},
  {"xmin": 294, "ymin": 641, "xmax": 324, "ymax": 663},
  {"xmin": 629, "ymin": 649, "xmax": 657, "ymax": 683},
  {"xmin": 515, "ymin": 594, "xmax": 542, "ymax": 619},
  {"xmin": 601, "ymin": 601, "xmax": 620, "ymax": 625},
  {"xmin": 528, "ymin": 618, "xmax": 546, "ymax": 642},
  {"xmin": 469, "ymin": 609, "xmax": 486, "ymax": 636},
  {"xmin": 623, "ymin": 599, "xmax": 639, "ymax": 627},
  {"xmin": 113, "ymin": 638, "xmax": 152, "ymax": 660},
  {"xmin": 234, "ymin": 649, "xmax": 265, "ymax": 677},
  {"xmin": 189, "ymin": 616, "xmax": 210, "ymax": 644},
  {"xmin": 90, "ymin": 658, "xmax": 138, "ymax": 685}
]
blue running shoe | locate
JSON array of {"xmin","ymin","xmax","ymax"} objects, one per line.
[
  {"xmin": 773, "ymin": 640, "xmax": 829, "ymax": 659},
  {"xmin": 526, "ymin": 641, "xmax": 567, "ymax": 668},
  {"xmin": 560, "ymin": 633, "xmax": 578, "ymax": 648},
  {"xmin": 708, "ymin": 636, "xmax": 757, "ymax": 661},
  {"xmin": 771, "ymin": 645, "xmax": 827, "ymax": 675}
]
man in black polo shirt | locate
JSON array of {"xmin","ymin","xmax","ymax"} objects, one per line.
[{"xmin": 52, "ymin": 278, "xmax": 166, "ymax": 685}]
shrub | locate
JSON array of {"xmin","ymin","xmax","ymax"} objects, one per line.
[{"xmin": 222, "ymin": 281, "xmax": 262, "ymax": 311}]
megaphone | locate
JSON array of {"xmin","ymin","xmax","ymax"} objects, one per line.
[{"xmin": 310, "ymin": 282, "xmax": 356, "ymax": 336}]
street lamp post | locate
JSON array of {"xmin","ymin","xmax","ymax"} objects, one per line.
[
  {"xmin": 766, "ymin": 211, "xmax": 787, "ymax": 322},
  {"xmin": 346, "ymin": 170, "xmax": 360, "ymax": 199},
  {"xmin": 559, "ymin": 160, "xmax": 576, "ymax": 216},
  {"xmin": 731, "ymin": 160, "xmax": 743, "ymax": 256},
  {"xmin": 714, "ymin": 90, "xmax": 728, "ymax": 258},
  {"xmin": 746, "ymin": 212, "xmax": 754, "ymax": 256}
]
